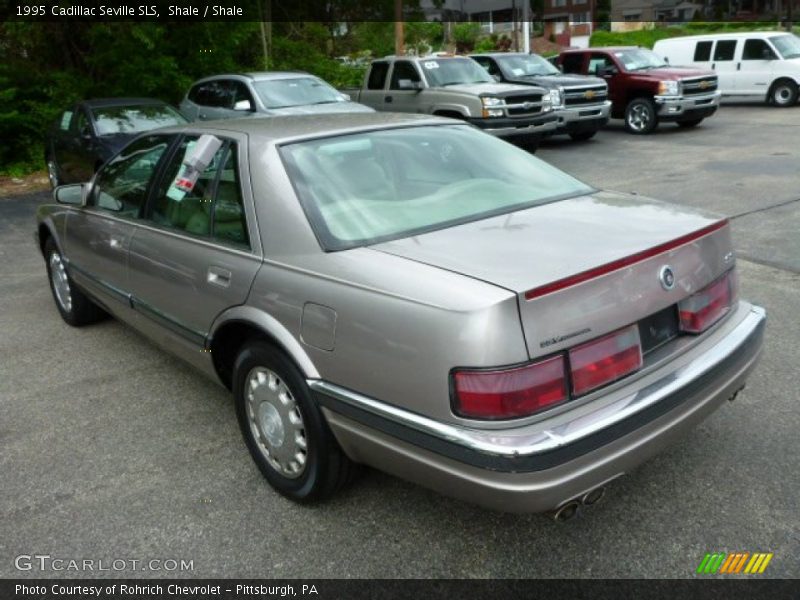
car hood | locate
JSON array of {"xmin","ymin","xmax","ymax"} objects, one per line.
[
  {"xmin": 440, "ymin": 82, "xmax": 541, "ymax": 96},
  {"xmin": 508, "ymin": 74, "xmax": 606, "ymax": 88},
  {"xmin": 269, "ymin": 102, "xmax": 374, "ymax": 115},
  {"xmin": 371, "ymin": 190, "xmax": 722, "ymax": 294}
]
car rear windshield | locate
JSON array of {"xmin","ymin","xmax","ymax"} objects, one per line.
[
  {"xmin": 253, "ymin": 77, "xmax": 345, "ymax": 109},
  {"xmin": 420, "ymin": 58, "xmax": 494, "ymax": 86},
  {"xmin": 770, "ymin": 34, "xmax": 800, "ymax": 59},
  {"xmin": 280, "ymin": 125, "xmax": 593, "ymax": 251},
  {"xmin": 91, "ymin": 105, "xmax": 187, "ymax": 136}
]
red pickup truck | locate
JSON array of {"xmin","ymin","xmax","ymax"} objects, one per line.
[{"xmin": 555, "ymin": 46, "xmax": 722, "ymax": 134}]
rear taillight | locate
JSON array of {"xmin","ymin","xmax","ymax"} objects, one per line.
[
  {"xmin": 569, "ymin": 324, "xmax": 643, "ymax": 396},
  {"xmin": 679, "ymin": 270, "xmax": 734, "ymax": 334},
  {"xmin": 452, "ymin": 355, "xmax": 567, "ymax": 419}
]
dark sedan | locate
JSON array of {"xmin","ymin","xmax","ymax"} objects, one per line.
[{"xmin": 45, "ymin": 98, "xmax": 187, "ymax": 188}]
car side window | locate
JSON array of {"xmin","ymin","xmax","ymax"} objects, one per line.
[
  {"xmin": 367, "ymin": 62, "xmax": 389, "ymax": 90},
  {"xmin": 75, "ymin": 110, "xmax": 91, "ymax": 137},
  {"xmin": 390, "ymin": 61, "xmax": 421, "ymax": 89},
  {"xmin": 91, "ymin": 135, "xmax": 171, "ymax": 217},
  {"xmin": 230, "ymin": 81, "xmax": 254, "ymax": 108},
  {"xmin": 59, "ymin": 111, "xmax": 73, "ymax": 131},
  {"xmin": 192, "ymin": 81, "xmax": 228, "ymax": 108},
  {"xmin": 561, "ymin": 53, "xmax": 585, "ymax": 74},
  {"xmin": 148, "ymin": 137, "xmax": 249, "ymax": 248},
  {"xmin": 694, "ymin": 41, "xmax": 713, "ymax": 61},
  {"xmin": 475, "ymin": 57, "xmax": 501, "ymax": 77},
  {"xmin": 588, "ymin": 54, "xmax": 613, "ymax": 75},
  {"xmin": 188, "ymin": 83, "xmax": 206, "ymax": 104},
  {"xmin": 713, "ymin": 40, "xmax": 737, "ymax": 62},
  {"xmin": 742, "ymin": 39, "xmax": 776, "ymax": 60}
]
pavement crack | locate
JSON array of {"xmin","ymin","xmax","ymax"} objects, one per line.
[{"xmin": 730, "ymin": 196, "xmax": 800, "ymax": 219}]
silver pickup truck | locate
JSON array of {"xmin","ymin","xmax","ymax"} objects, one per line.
[{"xmin": 349, "ymin": 55, "xmax": 558, "ymax": 148}]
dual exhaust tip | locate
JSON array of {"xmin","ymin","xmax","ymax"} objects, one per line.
[{"xmin": 551, "ymin": 486, "xmax": 606, "ymax": 522}]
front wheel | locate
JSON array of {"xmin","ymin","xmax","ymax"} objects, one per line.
[
  {"xmin": 233, "ymin": 341, "xmax": 356, "ymax": 502},
  {"xmin": 677, "ymin": 118, "xmax": 703, "ymax": 128},
  {"xmin": 769, "ymin": 80, "xmax": 798, "ymax": 107},
  {"xmin": 624, "ymin": 98, "xmax": 658, "ymax": 134},
  {"xmin": 569, "ymin": 130, "xmax": 597, "ymax": 142},
  {"xmin": 44, "ymin": 238, "xmax": 106, "ymax": 326}
]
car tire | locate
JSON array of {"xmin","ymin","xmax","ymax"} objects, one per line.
[
  {"xmin": 44, "ymin": 238, "xmax": 106, "ymax": 326},
  {"xmin": 769, "ymin": 80, "xmax": 798, "ymax": 107},
  {"xmin": 677, "ymin": 118, "xmax": 703, "ymax": 128},
  {"xmin": 569, "ymin": 131, "xmax": 597, "ymax": 142},
  {"xmin": 624, "ymin": 98, "xmax": 658, "ymax": 134},
  {"xmin": 46, "ymin": 157, "xmax": 61, "ymax": 190},
  {"xmin": 233, "ymin": 341, "xmax": 357, "ymax": 503}
]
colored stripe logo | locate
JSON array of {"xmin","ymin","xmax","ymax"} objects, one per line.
[{"xmin": 696, "ymin": 552, "xmax": 773, "ymax": 574}]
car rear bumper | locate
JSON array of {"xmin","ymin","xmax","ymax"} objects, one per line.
[
  {"xmin": 466, "ymin": 113, "xmax": 559, "ymax": 138},
  {"xmin": 654, "ymin": 90, "xmax": 721, "ymax": 119},
  {"xmin": 312, "ymin": 301, "xmax": 765, "ymax": 513},
  {"xmin": 553, "ymin": 101, "xmax": 611, "ymax": 134}
]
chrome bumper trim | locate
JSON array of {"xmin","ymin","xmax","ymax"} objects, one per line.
[
  {"xmin": 557, "ymin": 101, "xmax": 612, "ymax": 123},
  {"xmin": 309, "ymin": 304, "xmax": 765, "ymax": 460}
]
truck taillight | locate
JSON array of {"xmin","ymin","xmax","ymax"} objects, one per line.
[
  {"xmin": 678, "ymin": 270, "xmax": 734, "ymax": 334},
  {"xmin": 452, "ymin": 356, "xmax": 567, "ymax": 419},
  {"xmin": 569, "ymin": 325, "xmax": 643, "ymax": 397}
]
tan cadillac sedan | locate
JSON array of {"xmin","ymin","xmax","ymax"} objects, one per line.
[{"xmin": 36, "ymin": 113, "xmax": 765, "ymax": 518}]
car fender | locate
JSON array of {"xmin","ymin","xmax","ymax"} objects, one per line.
[
  {"xmin": 208, "ymin": 305, "xmax": 320, "ymax": 378},
  {"xmin": 430, "ymin": 102, "xmax": 473, "ymax": 118}
]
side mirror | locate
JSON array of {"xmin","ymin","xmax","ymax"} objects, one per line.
[
  {"xmin": 397, "ymin": 79, "xmax": 422, "ymax": 91},
  {"xmin": 599, "ymin": 66, "xmax": 618, "ymax": 77},
  {"xmin": 54, "ymin": 183, "xmax": 85, "ymax": 206},
  {"xmin": 233, "ymin": 99, "xmax": 253, "ymax": 111},
  {"xmin": 492, "ymin": 74, "xmax": 502, "ymax": 82},
  {"xmin": 340, "ymin": 92, "xmax": 351, "ymax": 101}
]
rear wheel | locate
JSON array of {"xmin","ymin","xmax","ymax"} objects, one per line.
[
  {"xmin": 44, "ymin": 238, "xmax": 106, "ymax": 326},
  {"xmin": 624, "ymin": 98, "xmax": 658, "ymax": 134},
  {"xmin": 233, "ymin": 341, "xmax": 357, "ymax": 502},
  {"xmin": 769, "ymin": 80, "xmax": 798, "ymax": 107},
  {"xmin": 569, "ymin": 130, "xmax": 597, "ymax": 141},
  {"xmin": 677, "ymin": 118, "xmax": 703, "ymax": 128}
]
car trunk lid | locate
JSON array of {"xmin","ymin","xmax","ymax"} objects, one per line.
[{"xmin": 371, "ymin": 191, "xmax": 734, "ymax": 359}]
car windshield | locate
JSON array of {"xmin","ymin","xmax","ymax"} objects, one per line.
[
  {"xmin": 253, "ymin": 77, "xmax": 345, "ymax": 109},
  {"xmin": 496, "ymin": 54, "xmax": 561, "ymax": 77},
  {"xmin": 91, "ymin": 105, "xmax": 186, "ymax": 136},
  {"xmin": 421, "ymin": 58, "xmax": 494, "ymax": 86},
  {"xmin": 614, "ymin": 49, "xmax": 668, "ymax": 71},
  {"xmin": 770, "ymin": 34, "xmax": 800, "ymax": 59},
  {"xmin": 280, "ymin": 125, "xmax": 593, "ymax": 251}
]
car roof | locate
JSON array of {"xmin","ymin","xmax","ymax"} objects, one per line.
[
  {"xmin": 191, "ymin": 72, "xmax": 313, "ymax": 85},
  {"xmin": 470, "ymin": 52, "xmax": 541, "ymax": 58},
  {"xmin": 654, "ymin": 31, "xmax": 787, "ymax": 42},
  {"xmin": 80, "ymin": 98, "xmax": 169, "ymax": 108},
  {"xmin": 155, "ymin": 112, "xmax": 456, "ymax": 144},
  {"xmin": 562, "ymin": 46, "xmax": 639, "ymax": 53}
]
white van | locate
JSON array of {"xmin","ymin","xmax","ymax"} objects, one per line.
[{"xmin": 653, "ymin": 32, "xmax": 800, "ymax": 106}]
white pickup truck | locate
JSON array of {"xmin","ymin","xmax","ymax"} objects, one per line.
[{"xmin": 348, "ymin": 55, "xmax": 559, "ymax": 148}]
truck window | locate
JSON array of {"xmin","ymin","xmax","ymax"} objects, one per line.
[
  {"xmin": 742, "ymin": 39, "xmax": 776, "ymax": 60},
  {"xmin": 390, "ymin": 61, "xmax": 421, "ymax": 90},
  {"xmin": 713, "ymin": 40, "xmax": 737, "ymax": 62},
  {"xmin": 561, "ymin": 53, "xmax": 585, "ymax": 74},
  {"xmin": 694, "ymin": 41, "xmax": 712, "ymax": 61},
  {"xmin": 588, "ymin": 54, "xmax": 613, "ymax": 75},
  {"xmin": 474, "ymin": 57, "xmax": 501, "ymax": 77},
  {"xmin": 367, "ymin": 62, "xmax": 389, "ymax": 90}
]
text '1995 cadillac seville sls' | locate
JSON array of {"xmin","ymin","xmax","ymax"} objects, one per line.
[{"xmin": 35, "ymin": 113, "xmax": 765, "ymax": 518}]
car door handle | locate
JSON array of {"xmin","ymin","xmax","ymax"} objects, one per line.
[
  {"xmin": 385, "ymin": 96, "xmax": 393, "ymax": 103},
  {"xmin": 109, "ymin": 237, "xmax": 123, "ymax": 249},
  {"xmin": 199, "ymin": 113, "xmax": 209, "ymax": 120},
  {"xmin": 737, "ymin": 62, "xmax": 741, "ymax": 71},
  {"xmin": 207, "ymin": 267, "xmax": 231, "ymax": 288},
  {"xmin": 711, "ymin": 63, "xmax": 715, "ymax": 69}
]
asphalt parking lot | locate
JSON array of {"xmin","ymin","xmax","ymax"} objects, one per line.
[{"xmin": 1, "ymin": 104, "xmax": 798, "ymax": 579}]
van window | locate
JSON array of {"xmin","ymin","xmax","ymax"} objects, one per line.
[
  {"xmin": 742, "ymin": 39, "xmax": 777, "ymax": 60},
  {"xmin": 694, "ymin": 41, "xmax": 713, "ymax": 61},
  {"xmin": 713, "ymin": 40, "xmax": 737, "ymax": 62}
]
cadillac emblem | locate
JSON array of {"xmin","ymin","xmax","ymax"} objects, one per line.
[{"xmin": 659, "ymin": 265, "xmax": 676, "ymax": 291}]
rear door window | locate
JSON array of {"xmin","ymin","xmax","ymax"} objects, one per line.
[
  {"xmin": 694, "ymin": 41, "xmax": 713, "ymax": 61},
  {"xmin": 561, "ymin": 53, "xmax": 585, "ymax": 74},
  {"xmin": 367, "ymin": 62, "xmax": 389, "ymax": 90},
  {"xmin": 713, "ymin": 40, "xmax": 737, "ymax": 61}
]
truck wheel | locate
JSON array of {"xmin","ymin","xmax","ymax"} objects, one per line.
[
  {"xmin": 44, "ymin": 238, "xmax": 106, "ymax": 326},
  {"xmin": 677, "ymin": 118, "xmax": 703, "ymax": 128},
  {"xmin": 232, "ymin": 341, "xmax": 357, "ymax": 503},
  {"xmin": 624, "ymin": 98, "xmax": 658, "ymax": 134},
  {"xmin": 769, "ymin": 80, "xmax": 798, "ymax": 107},
  {"xmin": 569, "ymin": 131, "xmax": 597, "ymax": 142}
]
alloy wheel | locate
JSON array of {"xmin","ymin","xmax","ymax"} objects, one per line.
[{"xmin": 49, "ymin": 252, "xmax": 72, "ymax": 313}]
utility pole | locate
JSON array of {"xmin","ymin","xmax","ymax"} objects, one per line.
[
  {"xmin": 395, "ymin": 0, "xmax": 405, "ymax": 56},
  {"xmin": 257, "ymin": 0, "xmax": 271, "ymax": 69},
  {"xmin": 522, "ymin": 0, "xmax": 530, "ymax": 53}
]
